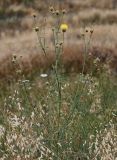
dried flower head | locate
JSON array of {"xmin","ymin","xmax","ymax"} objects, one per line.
[
  {"xmin": 13, "ymin": 54, "xmax": 17, "ymax": 59},
  {"xmin": 49, "ymin": 6, "xmax": 54, "ymax": 13},
  {"xmin": 59, "ymin": 42, "xmax": 63, "ymax": 45},
  {"xmin": 62, "ymin": 9, "xmax": 66, "ymax": 14},
  {"xmin": 90, "ymin": 29, "xmax": 94, "ymax": 34},
  {"xmin": 85, "ymin": 29, "xmax": 89, "ymax": 33},
  {"xmin": 60, "ymin": 24, "xmax": 68, "ymax": 32},
  {"xmin": 12, "ymin": 59, "xmax": 16, "ymax": 64},
  {"xmin": 80, "ymin": 29, "xmax": 85, "ymax": 37},
  {"xmin": 33, "ymin": 13, "xmax": 36, "ymax": 18},
  {"xmin": 55, "ymin": 10, "xmax": 60, "ymax": 16},
  {"xmin": 35, "ymin": 27, "xmax": 39, "ymax": 32}
]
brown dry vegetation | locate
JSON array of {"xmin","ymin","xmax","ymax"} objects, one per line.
[
  {"xmin": 0, "ymin": 0, "xmax": 117, "ymax": 78},
  {"xmin": 0, "ymin": 41, "xmax": 116, "ymax": 80},
  {"xmin": 0, "ymin": 2, "xmax": 117, "ymax": 159},
  {"xmin": 0, "ymin": 0, "xmax": 117, "ymax": 32}
]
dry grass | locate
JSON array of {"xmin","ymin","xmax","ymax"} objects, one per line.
[
  {"xmin": 67, "ymin": 0, "xmax": 117, "ymax": 10},
  {"xmin": 0, "ymin": 0, "xmax": 117, "ymax": 34},
  {"xmin": 0, "ymin": 9, "xmax": 117, "ymax": 33},
  {"xmin": 77, "ymin": 9, "xmax": 117, "ymax": 25},
  {"xmin": 0, "ymin": 0, "xmax": 117, "ymax": 78},
  {"xmin": 0, "ymin": 43, "xmax": 116, "ymax": 80},
  {"xmin": 0, "ymin": 1, "xmax": 117, "ymax": 159},
  {"xmin": 0, "ymin": 23, "xmax": 117, "ymax": 79}
]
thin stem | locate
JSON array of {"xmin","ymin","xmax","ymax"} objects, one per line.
[
  {"xmin": 36, "ymin": 31, "xmax": 47, "ymax": 56},
  {"xmin": 53, "ymin": 26, "xmax": 62, "ymax": 160},
  {"xmin": 82, "ymin": 35, "xmax": 87, "ymax": 74}
]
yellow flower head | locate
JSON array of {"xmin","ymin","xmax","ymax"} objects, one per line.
[{"xmin": 60, "ymin": 24, "xmax": 68, "ymax": 32}]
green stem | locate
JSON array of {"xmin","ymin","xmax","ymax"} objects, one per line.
[
  {"xmin": 82, "ymin": 35, "xmax": 87, "ymax": 74},
  {"xmin": 36, "ymin": 30, "xmax": 47, "ymax": 56}
]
